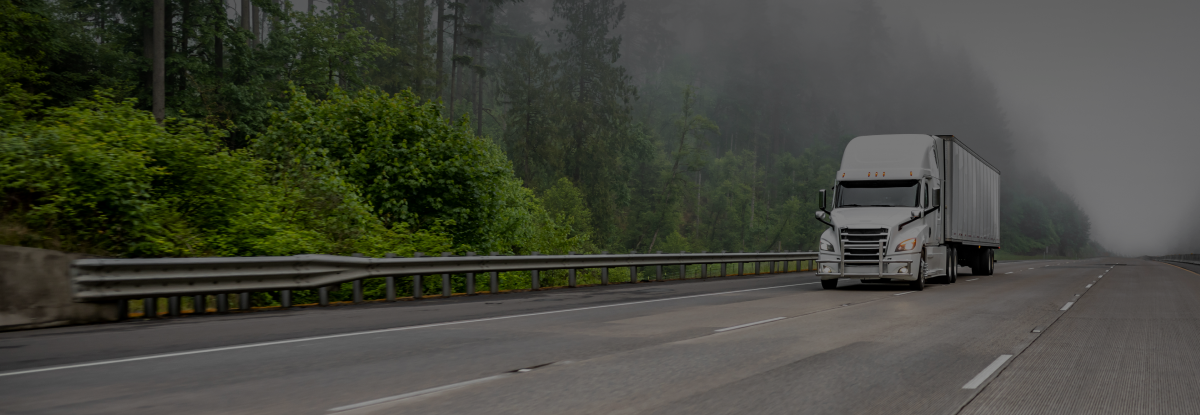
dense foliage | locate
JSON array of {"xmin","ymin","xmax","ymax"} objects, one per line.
[{"xmin": 0, "ymin": 0, "xmax": 1104, "ymax": 265}]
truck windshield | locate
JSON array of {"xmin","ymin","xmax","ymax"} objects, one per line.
[{"xmin": 836, "ymin": 180, "xmax": 920, "ymax": 208}]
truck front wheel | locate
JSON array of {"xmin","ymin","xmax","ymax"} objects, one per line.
[
  {"xmin": 821, "ymin": 279, "xmax": 838, "ymax": 289},
  {"xmin": 909, "ymin": 261, "xmax": 925, "ymax": 291},
  {"xmin": 949, "ymin": 248, "xmax": 959, "ymax": 283}
]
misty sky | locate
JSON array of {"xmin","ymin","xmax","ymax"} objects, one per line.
[{"xmin": 880, "ymin": 0, "xmax": 1200, "ymax": 256}]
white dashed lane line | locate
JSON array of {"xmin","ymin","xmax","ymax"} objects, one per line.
[
  {"xmin": 963, "ymin": 355, "xmax": 1013, "ymax": 389},
  {"xmin": 714, "ymin": 317, "xmax": 787, "ymax": 333}
]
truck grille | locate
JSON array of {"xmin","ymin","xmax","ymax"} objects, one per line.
[{"xmin": 841, "ymin": 228, "xmax": 889, "ymax": 263}]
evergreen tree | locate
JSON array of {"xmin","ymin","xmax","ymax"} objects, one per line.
[{"xmin": 550, "ymin": 0, "xmax": 638, "ymax": 246}]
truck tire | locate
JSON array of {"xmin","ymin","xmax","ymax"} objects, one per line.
[
  {"xmin": 949, "ymin": 248, "xmax": 958, "ymax": 283},
  {"xmin": 909, "ymin": 262, "xmax": 925, "ymax": 291},
  {"xmin": 984, "ymin": 249, "xmax": 995, "ymax": 275},
  {"xmin": 821, "ymin": 279, "xmax": 838, "ymax": 290}
]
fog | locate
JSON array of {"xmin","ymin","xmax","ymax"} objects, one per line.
[
  {"xmin": 291, "ymin": 0, "xmax": 1197, "ymax": 255},
  {"xmin": 879, "ymin": 0, "xmax": 1200, "ymax": 256}
]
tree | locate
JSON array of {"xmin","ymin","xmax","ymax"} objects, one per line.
[
  {"xmin": 152, "ymin": 0, "xmax": 164, "ymax": 121},
  {"xmin": 550, "ymin": 0, "xmax": 638, "ymax": 245}
]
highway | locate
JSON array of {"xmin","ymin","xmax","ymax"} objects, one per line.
[{"xmin": 2, "ymin": 258, "xmax": 1198, "ymax": 414}]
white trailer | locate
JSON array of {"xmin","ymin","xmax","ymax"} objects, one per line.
[{"xmin": 813, "ymin": 134, "xmax": 1000, "ymax": 291}]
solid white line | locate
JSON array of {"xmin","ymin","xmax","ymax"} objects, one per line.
[
  {"xmin": 714, "ymin": 317, "xmax": 786, "ymax": 332},
  {"xmin": 0, "ymin": 281, "xmax": 820, "ymax": 378},
  {"xmin": 894, "ymin": 291, "xmax": 916, "ymax": 296},
  {"xmin": 329, "ymin": 373, "xmax": 512, "ymax": 412},
  {"xmin": 963, "ymin": 355, "xmax": 1012, "ymax": 389},
  {"xmin": 1061, "ymin": 302, "xmax": 1074, "ymax": 311},
  {"xmin": 966, "ymin": 278, "xmax": 979, "ymax": 281}
]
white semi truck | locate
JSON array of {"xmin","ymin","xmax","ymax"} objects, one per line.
[{"xmin": 814, "ymin": 134, "xmax": 1000, "ymax": 290}]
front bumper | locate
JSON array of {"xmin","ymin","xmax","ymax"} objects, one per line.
[{"xmin": 816, "ymin": 253, "xmax": 918, "ymax": 280}]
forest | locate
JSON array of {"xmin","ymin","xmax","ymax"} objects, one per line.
[{"xmin": 1, "ymin": 0, "xmax": 1106, "ymax": 270}]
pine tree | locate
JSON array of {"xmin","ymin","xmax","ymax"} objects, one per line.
[{"xmin": 549, "ymin": 0, "xmax": 637, "ymax": 245}]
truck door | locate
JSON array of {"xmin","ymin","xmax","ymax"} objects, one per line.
[{"xmin": 923, "ymin": 180, "xmax": 948, "ymax": 276}]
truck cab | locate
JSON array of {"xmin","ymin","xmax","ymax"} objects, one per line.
[{"xmin": 815, "ymin": 134, "xmax": 999, "ymax": 290}]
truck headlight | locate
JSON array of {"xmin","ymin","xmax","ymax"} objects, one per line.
[
  {"xmin": 820, "ymin": 240, "xmax": 834, "ymax": 252},
  {"xmin": 896, "ymin": 238, "xmax": 917, "ymax": 252}
]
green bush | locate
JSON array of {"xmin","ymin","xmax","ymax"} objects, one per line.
[
  {"xmin": 255, "ymin": 87, "xmax": 582, "ymax": 255},
  {"xmin": 0, "ymin": 92, "xmax": 459, "ymax": 257}
]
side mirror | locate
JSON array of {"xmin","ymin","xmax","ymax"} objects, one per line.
[
  {"xmin": 932, "ymin": 189, "xmax": 941, "ymax": 208},
  {"xmin": 818, "ymin": 189, "xmax": 828, "ymax": 211},
  {"xmin": 816, "ymin": 211, "xmax": 826, "ymax": 220},
  {"xmin": 911, "ymin": 210, "xmax": 922, "ymax": 219}
]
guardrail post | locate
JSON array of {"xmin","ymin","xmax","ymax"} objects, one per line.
[
  {"xmin": 441, "ymin": 252, "xmax": 453, "ymax": 297},
  {"xmin": 280, "ymin": 290, "xmax": 291, "ymax": 308},
  {"xmin": 192, "ymin": 295, "xmax": 205, "ymax": 314},
  {"xmin": 118, "ymin": 299, "xmax": 129, "ymax": 320},
  {"xmin": 143, "ymin": 297, "xmax": 156, "ymax": 318},
  {"xmin": 738, "ymin": 253, "xmax": 744, "ymax": 275},
  {"xmin": 630, "ymin": 250, "xmax": 638, "ymax": 283},
  {"xmin": 217, "ymin": 294, "xmax": 229, "ymax": 313},
  {"xmin": 568, "ymin": 251, "xmax": 577, "ymax": 287},
  {"xmin": 384, "ymin": 253, "xmax": 398, "ymax": 301},
  {"xmin": 769, "ymin": 260, "xmax": 775, "ymax": 274},
  {"xmin": 720, "ymin": 262, "xmax": 726, "ymax": 278},
  {"xmin": 754, "ymin": 259, "xmax": 760, "ymax": 275},
  {"xmin": 413, "ymin": 252, "xmax": 425, "ymax": 299},
  {"xmin": 701, "ymin": 253, "xmax": 708, "ymax": 278},
  {"xmin": 239, "ymin": 292, "xmax": 250, "ymax": 310},
  {"xmin": 319, "ymin": 287, "xmax": 330, "ymax": 305},
  {"xmin": 531, "ymin": 252, "xmax": 540, "ymax": 290},
  {"xmin": 656, "ymin": 252, "xmax": 663, "ymax": 281},
  {"xmin": 168, "ymin": 296, "xmax": 181, "ymax": 316},
  {"xmin": 490, "ymin": 252, "xmax": 499, "ymax": 293},
  {"xmin": 680, "ymin": 252, "xmax": 688, "ymax": 279},
  {"xmin": 466, "ymin": 252, "xmax": 476, "ymax": 294},
  {"xmin": 601, "ymin": 251, "xmax": 609, "ymax": 285},
  {"xmin": 351, "ymin": 253, "xmax": 366, "ymax": 301}
]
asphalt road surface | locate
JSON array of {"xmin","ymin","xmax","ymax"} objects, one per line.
[{"xmin": 2, "ymin": 258, "xmax": 1198, "ymax": 414}]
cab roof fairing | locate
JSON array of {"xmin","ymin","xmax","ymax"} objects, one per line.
[{"xmin": 836, "ymin": 134, "xmax": 939, "ymax": 182}]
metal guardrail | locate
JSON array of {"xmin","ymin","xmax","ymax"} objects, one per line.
[
  {"xmin": 1149, "ymin": 254, "xmax": 1199, "ymax": 267},
  {"xmin": 1155, "ymin": 254, "xmax": 1198, "ymax": 262},
  {"xmin": 72, "ymin": 251, "xmax": 818, "ymax": 318}
]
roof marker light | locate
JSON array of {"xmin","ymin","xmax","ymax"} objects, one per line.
[
  {"xmin": 910, "ymin": 171, "xmax": 913, "ymax": 176},
  {"xmin": 883, "ymin": 172, "xmax": 886, "ymax": 177}
]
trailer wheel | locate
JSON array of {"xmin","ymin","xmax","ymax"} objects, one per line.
[
  {"xmin": 984, "ymin": 249, "xmax": 995, "ymax": 275},
  {"xmin": 821, "ymin": 279, "xmax": 838, "ymax": 290}
]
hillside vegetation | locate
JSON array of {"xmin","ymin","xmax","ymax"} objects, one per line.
[{"xmin": 0, "ymin": 0, "xmax": 1104, "ymax": 265}]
